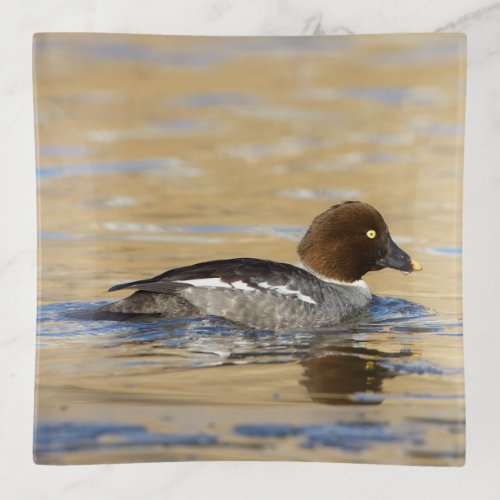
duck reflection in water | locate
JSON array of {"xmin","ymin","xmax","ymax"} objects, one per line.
[{"xmin": 300, "ymin": 345, "xmax": 410, "ymax": 405}]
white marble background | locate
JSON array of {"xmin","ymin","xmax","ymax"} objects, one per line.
[{"xmin": 1, "ymin": 0, "xmax": 499, "ymax": 498}]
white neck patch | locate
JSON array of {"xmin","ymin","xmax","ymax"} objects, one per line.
[{"xmin": 302, "ymin": 264, "xmax": 369, "ymax": 290}]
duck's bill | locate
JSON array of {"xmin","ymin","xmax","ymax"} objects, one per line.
[{"xmin": 376, "ymin": 238, "xmax": 422, "ymax": 273}]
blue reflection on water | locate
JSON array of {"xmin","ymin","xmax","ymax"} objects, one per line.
[
  {"xmin": 344, "ymin": 87, "xmax": 410, "ymax": 105},
  {"xmin": 38, "ymin": 158, "xmax": 196, "ymax": 179},
  {"xmin": 39, "ymin": 223, "xmax": 307, "ymax": 244},
  {"xmin": 235, "ymin": 421, "xmax": 403, "ymax": 452},
  {"xmin": 181, "ymin": 92, "xmax": 258, "ymax": 107},
  {"xmin": 39, "ymin": 145, "xmax": 92, "ymax": 157},
  {"xmin": 375, "ymin": 38, "xmax": 462, "ymax": 65},
  {"xmin": 37, "ymin": 36, "xmax": 352, "ymax": 69},
  {"xmin": 155, "ymin": 118, "xmax": 213, "ymax": 133},
  {"xmin": 35, "ymin": 421, "xmax": 217, "ymax": 456},
  {"xmin": 425, "ymin": 246, "xmax": 462, "ymax": 256}
]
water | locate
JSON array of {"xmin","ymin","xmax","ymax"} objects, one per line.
[
  {"xmin": 35, "ymin": 295, "xmax": 464, "ymax": 465},
  {"xmin": 33, "ymin": 33, "xmax": 465, "ymax": 465}
]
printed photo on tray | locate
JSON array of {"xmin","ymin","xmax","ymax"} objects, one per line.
[{"xmin": 34, "ymin": 33, "xmax": 465, "ymax": 465}]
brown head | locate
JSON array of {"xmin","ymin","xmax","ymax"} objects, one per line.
[{"xmin": 298, "ymin": 201, "xmax": 422, "ymax": 283}]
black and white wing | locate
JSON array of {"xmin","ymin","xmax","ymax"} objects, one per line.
[{"xmin": 108, "ymin": 258, "xmax": 319, "ymax": 304}]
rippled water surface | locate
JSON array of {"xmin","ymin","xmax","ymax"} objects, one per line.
[{"xmin": 34, "ymin": 34, "xmax": 465, "ymax": 465}]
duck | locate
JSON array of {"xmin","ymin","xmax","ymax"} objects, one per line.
[{"xmin": 103, "ymin": 201, "xmax": 422, "ymax": 330}]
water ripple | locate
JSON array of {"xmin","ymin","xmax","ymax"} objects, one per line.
[
  {"xmin": 38, "ymin": 158, "xmax": 199, "ymax": 179},
  {"xmin": 234, "ymin": 421, "xmax": 409, "ymax": 452},
  {"xmin": 35, "ymin": 421, "xmax": 217, "ymax": 457}
]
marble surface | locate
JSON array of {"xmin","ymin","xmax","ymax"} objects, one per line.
[{"xmin": 1, "ymin": 0, "xmax": 499, "ymax": 498}]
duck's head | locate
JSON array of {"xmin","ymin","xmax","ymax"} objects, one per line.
[{"xmin": 298, "ymin": 201, "xmax": 422, "ymax": 283}]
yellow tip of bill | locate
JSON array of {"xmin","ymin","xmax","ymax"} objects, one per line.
[{"xmin": 411, "ymin": 258, "xmax": 423, "ymax": 272}]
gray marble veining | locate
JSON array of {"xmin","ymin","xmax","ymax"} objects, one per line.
[{"xmin": 1, "ymin": 0, "xmax": 500, "ymax": 498}]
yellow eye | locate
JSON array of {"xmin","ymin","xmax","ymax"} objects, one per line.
[{"xmin": 366, "ymin": 229, "xmax": 376, "ymax": 239}]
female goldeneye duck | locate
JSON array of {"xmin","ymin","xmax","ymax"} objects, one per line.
[{"xmin": 104, "ymin": 201, "xmax": 422, "ymax": 331}]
